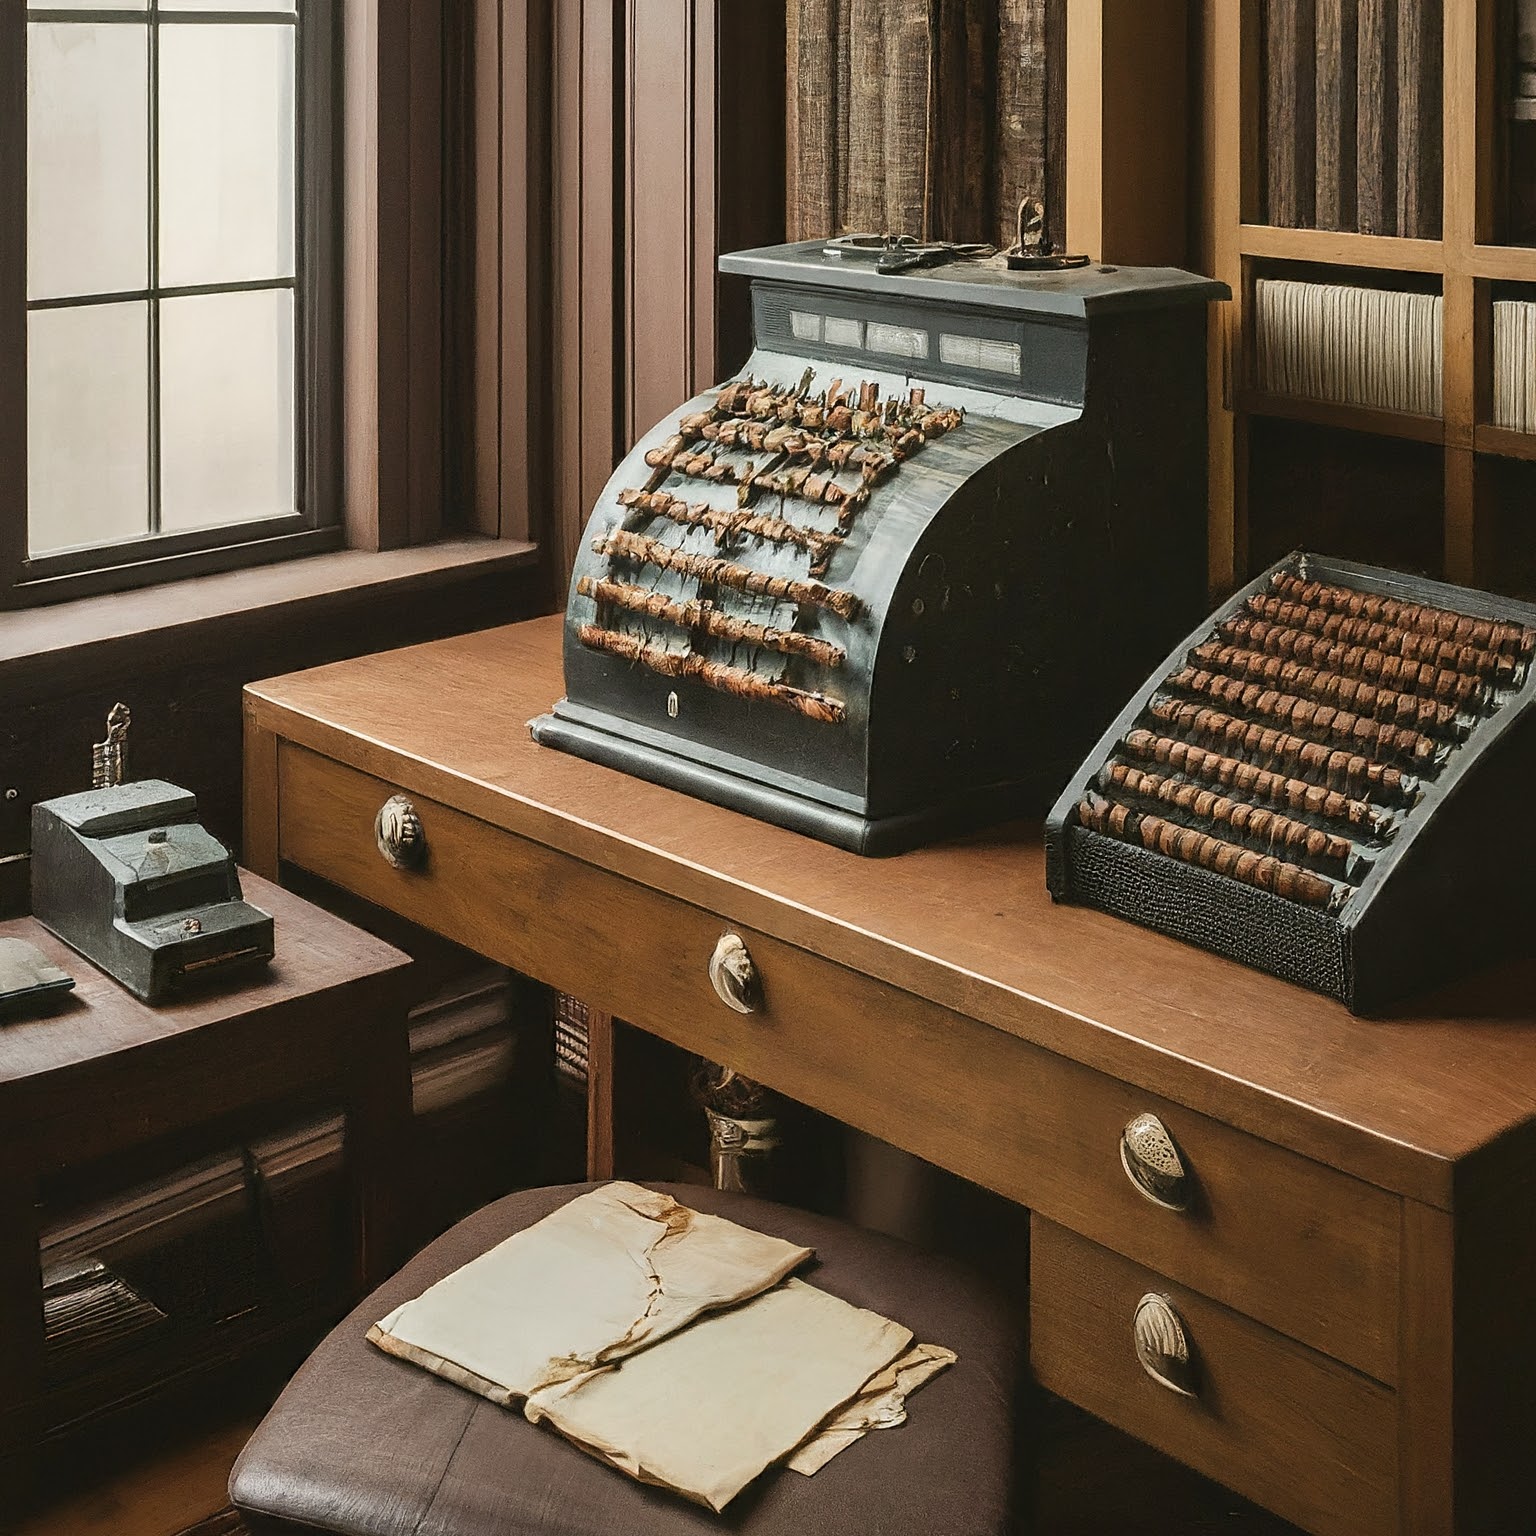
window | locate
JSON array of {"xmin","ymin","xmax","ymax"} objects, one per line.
[{"xmin": 4, "ymin": 0, "xmax": 338, "ymax": 598}]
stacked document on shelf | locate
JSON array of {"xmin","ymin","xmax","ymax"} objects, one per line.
[
  {"xmin": 42, "ymin": 1257, "xmax": 166, "ymax": 1375},
  {"xmin": 1494, "ymin": 300, "xmax": 1536, "ymax": 434},
  {"xmin": 369, "ymin": 1182, "xmax": 955, "ymax": 1511},
  {"xmin": 408, "ymin": 966, "xmax": 520, "ymax": 1117},
  {"xmin": 1255, "ymin": 277, "xmax": 1444, "ymax": 418},
  {"xmin": 43, "ymin": 1150, "xmax": 252, "ymax": 1267}
]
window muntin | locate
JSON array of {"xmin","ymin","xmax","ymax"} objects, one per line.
[{"xmin": 22, "ymin": 0, "xmax": 327, "ymax": 568}]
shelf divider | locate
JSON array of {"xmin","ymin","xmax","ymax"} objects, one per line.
[{"xmin": 1238, "ymin": 224, "xmax": 1446, "ymax": 273}]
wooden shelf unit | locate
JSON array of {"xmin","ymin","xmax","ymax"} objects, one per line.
[{"xmin": 1204, "ymin": 1, "xmax": 1533, "ymax": 599}]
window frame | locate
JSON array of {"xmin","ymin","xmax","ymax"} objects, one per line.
[{"xmin": 0, "ymin": 0, "xmax": 341, "ymax": 609}]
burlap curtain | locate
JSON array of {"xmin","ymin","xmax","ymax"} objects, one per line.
[{"xmin": 786, "ymin": 0, "xmax": 1064, "ymax": 249}]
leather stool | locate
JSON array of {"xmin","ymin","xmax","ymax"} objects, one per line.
[{"xmin": 231, "ymin": 1182, "xmax": 1023, "ymax": 1536}]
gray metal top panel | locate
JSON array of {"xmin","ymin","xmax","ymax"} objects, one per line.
[
  {"xmin": 38, "ymin": 779, "xmax": 197, "ymax": 836},
  {"xmin": 718, "ymin": 240, "xmax": 1229, "ymax": 318}
]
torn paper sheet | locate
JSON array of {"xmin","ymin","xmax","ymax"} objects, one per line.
[
  {"xmin": 785, "ymin": 1340, "xmax": 958, "ymax": 1476},
  {"xmin": 524, "ymin": 1278, "xmax": 913, "ymax": 1512},
  {"xmin": 368, "ymin": 1182, "xmax": 811, "ymax": 1400}
]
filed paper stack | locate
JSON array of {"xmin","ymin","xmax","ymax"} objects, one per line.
[
  {"xmin": 1255, "ymin": 277, "xmax": 1444, "ymax": 417},
  {"xmin": 409, "ymin": 966, "xmax": 520, "ymax": 1115},
  {"xmin": 1494, "ymin": 300, "xmax": 1536, "ymax": 433},
  {"xmin": 42, "ymin": 1258, "xmax": 166, "ymax": 1377}
]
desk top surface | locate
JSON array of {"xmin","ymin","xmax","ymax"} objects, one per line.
[
  {"xmin": 0, "ymin": 873, "xmax": 409, "ymax": 1093},
  {"xmin": 248, "ymin": 615, "xmax": 1536, "ymax": 1208}
]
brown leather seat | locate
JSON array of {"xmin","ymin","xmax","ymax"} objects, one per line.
[{"xmin": 231, "ymin": 1181, "xmax": 1023, "ymax": 1536}]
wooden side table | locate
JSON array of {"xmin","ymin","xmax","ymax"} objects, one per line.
[{"xmin": 0, "ymin": 874, "xmax": 411, "ymax": 1516}]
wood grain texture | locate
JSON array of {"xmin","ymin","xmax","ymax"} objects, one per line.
[
  {"xmin": 994, "ymin": 0, "xmax": 1050, "ymax": 241},
  {"xmin": 1356, "ymin": 0, "xmax": 1399, "ymax": 235},
  {"xmin": 0, "ymin": 0, "xmax": 25, "ymax": 603},
  {"xmin": 275, "ymin": 737, "xmax": 1401, "ymax": 1380},
  {"xmin": 247, "ymin": 616, "xmax": 1536, "ymax": 1213},
  {"xmin": 1398, "ymin": 1200, "xmax": 1455, "ymax": 1535},
  {"xmin": 241, "ymin": 708, "xmax": 280, "ymax": 879},
  {"xmin": 1031, "ymin": 1220, "xmax": 1399, "ymax": 1536},
  {"xmin": 585, "ymin": 1006, "xmax": 617, "ymax": 1179},
  {"xmin": 1263, "ymin": 0, "xmax": 1318, "ymax": 228},
  {"xmin": 1314, "ymin": 0, "xmax": 1358, "ymax": 231},
  {"xmin": 1395, "ymin": 0, "xmax": 1442, "ymax": 241}
]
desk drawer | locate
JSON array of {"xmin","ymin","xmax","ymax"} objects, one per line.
[
  {"xmin": 1031, "ymin": 1219, "xmax": 1397, "ymax": 1536},
  {"xmin": 276, "ymin": 744, "xmax": 1400, "ymax": 1382}
]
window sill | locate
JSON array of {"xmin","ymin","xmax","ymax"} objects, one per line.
[{"xmin": 0, "ymin": 537, "xmax": 541, "ymax": 698}]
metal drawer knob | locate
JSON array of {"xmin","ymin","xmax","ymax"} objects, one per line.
[
  {"xmin": 1120, "ymin": 1113, "xmax": 1190, "ymax": 1212},
  {"xmin": 1133, "ymin": 1292, "xmax": 1198, "ymax": 1398},
  {"xmin": 375, "ymin": 795, "xmax": 427, "ymax": 870},
  {"xmin": 708, "ymin": 933, "xmax": 760, "ymax": 1014}
]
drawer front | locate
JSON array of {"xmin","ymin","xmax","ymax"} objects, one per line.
[
  {"xmin": 1032, "ymin": 1219, "xmax": 1398, "ymax": 1536},
  {"xmin": 277, "ymin": 744, "xmax": 1399, "ymax": 1381}
]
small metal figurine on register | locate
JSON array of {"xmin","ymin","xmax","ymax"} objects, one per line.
[{"xmin": 29, "ymin": 705, "xmax": 274, "ymax": 1003}]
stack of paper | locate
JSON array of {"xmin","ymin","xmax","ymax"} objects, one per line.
[
  {"xmin": 369, "ymin": 1182, "xmax": 954, "ymax": 1511},
  {"xmin": 42, "ymin": 1258, "xmax": 166, "ymax": 1377},
  {"xmin": 1255, "ymin": 277, "xmax": 1444, "ymax": 418},
  {"xmin": 1494, "ymin": 300, "xmax": 1536, "ymax": 433}
]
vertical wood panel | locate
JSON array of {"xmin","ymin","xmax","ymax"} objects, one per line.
[
  {"xmin": 343, "ymin": 1, "xmax": 442, "ymax": 552},
  {"xmin": 626, "ymin": 0, "xmax": 694, "ymax": 442},
  {"xmin": 995, "ymin": 0, "xmax": 1050, "ymax": 244},
  {"xmin": 408, "ymin": 13, "xmax": 444, "ymax": 546},
  {"xmin": 0, "ymin": 0, "xmax": 26, "ymax": 601},
  {"xmin": 469, "ymin": 0, "xmax": 504, "ymax": 538}
]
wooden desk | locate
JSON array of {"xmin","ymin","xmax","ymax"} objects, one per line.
[
  {"xmin": 0, "ymin": 880, "xmax": 410, "ymax": 1513},
  {"xmin": 244, "ymin": 614, "xmax": 1536, "ymax": 1536}
]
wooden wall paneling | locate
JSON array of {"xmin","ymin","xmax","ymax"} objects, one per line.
[
  {"xmin": 995, "ymin": 0, "xmax": 1051, "ymax": 246},
  {"xmin": 1264, "ymin": 0, "xmax": 1319, "ymax": 229},
  {"xmin": 551, "ymin": 0, "xmax": 623, "ymax": 598},
  {"xmin": 1068, "ymin": 1, "xmax": 1191, "ymax": 268},
  {"xmin": 1444, "ymin": 0, "xmax": 1481, "ymax": 584},
  {"xmin": 342, "ymin": 2, "xmax": 444, "ymax": 551},
  {"xmin": 502, "ymin": 0, "xmax": 550, "ymax": 552},
  {"xmin": 1396, "ymin": 0, "xmax": 1443, "ymax": 240},
  {"xmin": 0, "ymin": 0, "xmax": 25, "ymax": 600},
  {"xmin": 407, "ymin": 11, "xmax": 445, "ymax": 545},
  {"xmin": 1205, "ymin": 1, "xmax": 1250, "ymax": 596},
  {"xmin": 625, "ymin": 0, "xmax": 695, "ymax": 444},
  {"xmin": 1315, "ymin": 0, "xmax": 1359, "ymax": 231},
  {"xmin": 704, "ymin": 2, "xmax": 788, "ymax": 379},
  {"xmin": 931, "ymin": 0, "xmax": 997, "ymax": 244},
  {"xmin": 1356, "ymin": 0, "xmax": 1398, "ymax": 235}
]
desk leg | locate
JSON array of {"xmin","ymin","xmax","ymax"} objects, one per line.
[
  {"xmin": 586, "ymin": 1008, "xmax": 617, "ymax": 1181},
  {"xmin": 346, "ymin": 1005, "xmax": 414, "ymax": 1291},
  {"xmin": 0, "ymin": 1171, "xmax": 42, "ymax": 1526}
]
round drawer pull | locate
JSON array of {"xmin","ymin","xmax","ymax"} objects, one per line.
[
  {"xmin": 1120, "ymin": 1113, "xmax": 1191, "ymax": 1212},
  {"xmin": 375, "ymin": 794, "xmax": 427, "ymax": 871},
  {"xmin": 708, "ymin": 933, "xmax": 760, "ymax": 1015},
  {"xmin": 1133, "ymin": 1292, "xmax": 1198, "ymax": 1399}
]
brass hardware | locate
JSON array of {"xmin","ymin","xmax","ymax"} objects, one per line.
[
  {"xmin": 1120, "ymin": 1112, "xmax": 1191, "ymax": 1211},
  {"xmin": 708, "ymin": 933, "xmax": 760, "ymax": 1014},
  {"xmin": 1133, "ymin": 1292, "xmax": 1198, "ymax": 1398},
  {"xmin": 375, "ymin": 795, "xmax": 427, "ymax": 871},
  {"xmin": 92, "ymin": 703, "xmax": 131, "ymax": 790}
]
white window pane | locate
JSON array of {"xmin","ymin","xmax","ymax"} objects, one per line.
[
  {"xmin": 44, "ymin": 1, "xmax": 147, "ymax": 9},
  {"xmin": 158, "ymin": 25, "xmax": 296, "ymax": 288},
  {"xmin": 27, "ymin": 24, "xmax": 149, "ymax": 301},
  {"xmin": 28, "ymin": 304, "xmax": 150, "ymax": 556},
  {"xmin": 160, "ymin": 289, "xmax": 295, "ymax": 532},
  {"xmin": 161, "ymin": 0, "xmax": 295, "ymax": 10}
]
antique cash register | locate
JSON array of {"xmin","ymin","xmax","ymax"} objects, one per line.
[{"xmin": 533, "ymin": 240, "xmax": 1228, "ymax": 852}]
